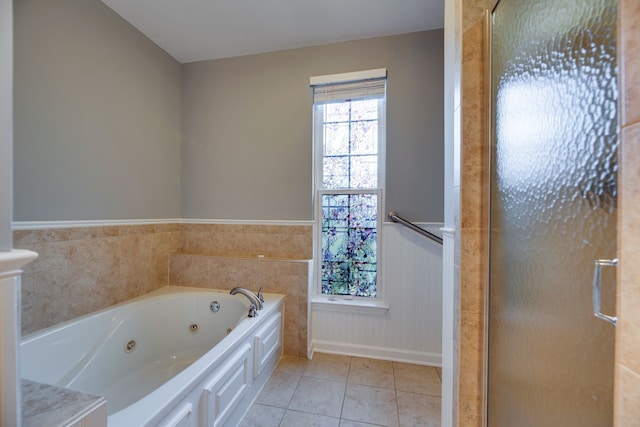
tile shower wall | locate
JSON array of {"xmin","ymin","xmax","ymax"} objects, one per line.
[
  {"xmin": 15, "ymin": 224, "xmax": 180, "ymax": 335},
  {"xmin": 457, "ymin": 1, "xmax": 492, "ymax": 426},
  {"xmin": 456, "ymin": 2, "xmax": 640, "ymax": 426}
]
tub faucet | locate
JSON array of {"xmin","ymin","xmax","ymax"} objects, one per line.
[{"xmin": 230, "ymin": 287, "xmax": 264, "ymax": 317}]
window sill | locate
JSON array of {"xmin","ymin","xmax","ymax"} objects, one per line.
[{"xmin": 311, "ymin": 297, "xmax": 389, "ymax": 315}]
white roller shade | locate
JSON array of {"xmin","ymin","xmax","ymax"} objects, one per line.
[{"xmin": 310, "ymin": 68, "xmax": 387, "ymax": 104}]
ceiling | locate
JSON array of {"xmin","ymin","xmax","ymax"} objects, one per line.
[{"xmin": 100, "ymin": 0, "xmax": 444, "ymax": 64}]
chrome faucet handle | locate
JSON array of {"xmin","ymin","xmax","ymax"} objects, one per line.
[
  {"xmin": 248, "ymin": 303, "xmax": 258, "ymax": 318},
  {"xmin": 257, "ymin": 287, "xmax": 264, "ymax": 304}
]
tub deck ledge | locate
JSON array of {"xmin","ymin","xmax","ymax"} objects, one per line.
[{"xmin": 22, "ymin": 379, "xmax": 107, "ymax": 426}]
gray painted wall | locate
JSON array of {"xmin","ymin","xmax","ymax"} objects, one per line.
[
  {"xmin": 12, "ymin": 1, "xmax": 443, "ymax": 223},
  {"xmin": 0, "ymin": 0, "xmax": 12, "ymax": 249},
  {"xmin": 182, "ymin": 31, "xmax": 444, "ymax": 222},
  {"xmin": 13, "ymin": 0, "xmax": 182, "ymax": 221}
]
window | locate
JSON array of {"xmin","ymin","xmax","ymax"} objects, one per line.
[{"xmin": 311, "ymin": 69, "xmax": 386, "ymax": 299}]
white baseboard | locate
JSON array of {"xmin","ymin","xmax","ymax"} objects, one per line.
[
  {"xmin": 307, "ymin": 341, "xmax": 316, "ymax": 360},
  {"xmin": 311, "ymin": 340, "xmax": 441, "ymax": 367}
]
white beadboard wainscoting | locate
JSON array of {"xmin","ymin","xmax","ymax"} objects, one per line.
[
  {"xmin": 441, "ymin": 228, "xmax": 457, "ymax": 426},
  {"xmin": 311, "ymin": 222, "xmax": 443, "ymax": 366}
]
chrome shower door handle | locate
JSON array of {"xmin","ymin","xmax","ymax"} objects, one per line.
[{"xmin": 592, "ymin": 258, "xmax": 618, "ymax": 326}]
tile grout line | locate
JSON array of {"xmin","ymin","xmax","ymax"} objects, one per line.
[
  {"xmin": 338, "ymin": 357, "xmax": 353, "ymax": 423},
  {"xmin": 279, "ymin": 368, "xmax": 303, "ymax": 426},
  {"xmin": 247, "ymin": 354, "xmax": 441, "ymax": 426},
  {"xmin": 393, "ymin": 361, "xmax": 400, "ymax": 427}
]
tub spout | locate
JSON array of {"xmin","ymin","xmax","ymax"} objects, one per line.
[{"xmin": 230, "ymin": 287, "xmax": 264, "ymax": 315}]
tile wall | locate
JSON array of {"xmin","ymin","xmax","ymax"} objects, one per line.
[
  {"xmin": 14, "ymin": 223, "xmax": 313, "ymax": 358},
  {"xmin": 169, "ymin": 255, "xmax": 311, "ymax": 358},
  {"xmin": 15, "ymin": 224, "xmax": 180, "ymax": 335},
  {"xmin": 458, "ymin": 1, "xmax": 493, "ymax": 426},
  {"xmin": 616, "ymin": 0, "xmax": 640, "ymax": 423},
  {"xmin": 172, "ymin": 223, "xmax": 313, "ymax": 358},
  {"xmin": 179, "ymin": 224, "xmax": 312, "ymax": 259}
]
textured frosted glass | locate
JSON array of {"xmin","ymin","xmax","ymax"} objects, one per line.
[{"xmin": 488, "ymin": 0, "xmax": 618, "ymax": 425}]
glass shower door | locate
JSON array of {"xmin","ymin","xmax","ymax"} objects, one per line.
[{"xmin": 488, "ymin": 0, "xmax": 618, "ymax": 425}]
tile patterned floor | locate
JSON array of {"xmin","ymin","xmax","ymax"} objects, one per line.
[{"xmin": 239, "ymin": 353, "xmax": 442, "ymax": 427}]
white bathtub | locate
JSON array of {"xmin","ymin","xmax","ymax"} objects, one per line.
[{"xmin": 21, "ymin": 286, "xmax": 285, "ymax": 426}]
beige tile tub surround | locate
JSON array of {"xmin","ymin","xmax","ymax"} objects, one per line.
[
  {"xmin": 616, "ymin": 0, "xmax": 640, "ymax": 423},
  {"xmin": 15, "ymin": 222, "xmax": 313, "ymax": 358},
  {"xmin": 171, "ymin": 223, "xmax": 313, "ymax": 358},
  {"xmin": 179, "ymin": 223, "xmax": 313, "ymax": 259},
  {"xmin": 15, "ymin": 224, "xmax": 180, "ymax": 335},
  {"xmin": 169, "ymin": 254, "xmax": 311, "ymax": 358}
]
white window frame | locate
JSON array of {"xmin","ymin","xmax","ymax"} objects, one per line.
[{"xmin": 310, "ymin": 70, "xmax": 388, "ymax": 311}]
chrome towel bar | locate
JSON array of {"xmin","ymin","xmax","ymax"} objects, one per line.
[{"xmin": 388, "ymin": 211, "xmax": 443, "ymax": 245}]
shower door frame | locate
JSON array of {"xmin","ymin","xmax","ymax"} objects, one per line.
[{"xmin": 482, "ymin": 4, "xmax": 496, "ymax": 426}]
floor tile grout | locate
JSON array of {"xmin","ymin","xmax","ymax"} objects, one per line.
[{"xmin": 241, "ymin": 353, "xmax": 442, "ymax": 427}]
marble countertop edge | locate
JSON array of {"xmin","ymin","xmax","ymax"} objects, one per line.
[{"xmin": 22, "ymin": 379, "xmax": 106, "ymax": 427}]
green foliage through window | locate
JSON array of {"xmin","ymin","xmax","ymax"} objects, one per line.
[
  {"xmin": 317, "ymin": 97, "xmax": 383, "ymax": 298},
  {"xmin": 321, "ymin": 193, "xmax": 377, "ymax": 297}
]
